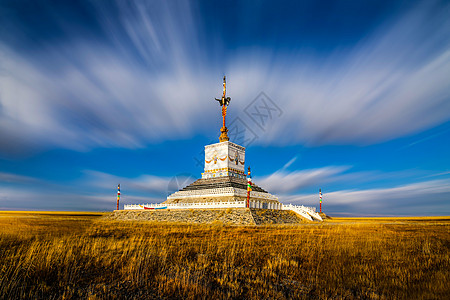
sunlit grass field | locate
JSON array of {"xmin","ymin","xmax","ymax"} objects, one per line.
[{"xmin": 0, "ymin": 212, "xmax": 449, "ymax": 299}]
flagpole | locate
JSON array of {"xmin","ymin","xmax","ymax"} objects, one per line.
[
  {"xmin": 117, "ymin": 184, "xmax": 120, "ymax": 210},
  {"xmin": 247, "ymin": 167, "xmax": 252, "ymax": 208},
  {"xmin": 319, "ymin": 189, "xmax": 322, "ymax": 213}
]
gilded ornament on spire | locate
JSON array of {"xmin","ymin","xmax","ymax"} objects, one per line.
[{"xmin": 215, "ymin": 76, "xmax": 231, "ymax": 142}]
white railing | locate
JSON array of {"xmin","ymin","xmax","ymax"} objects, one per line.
[
  {"xmin": 124, "ymin": 201, "xmax": 247, "ymax": 210},
  {"xmin": 282, "ymin": 204, "xmax": 322, "ymax": 221},
  {"xmin": 282, "ymin": 204, "xmax": 312, "ymax": 221},
  {"xmin": 124, "ymin": 201, "xmax": 285, "ymax": 210},
  {"xmin": 124, "ymin": 203, "xmax": 169, "ymax": 210},
  {"xmin": 301, "ymin": 206, "xmax": 322, "ymax": 221}
]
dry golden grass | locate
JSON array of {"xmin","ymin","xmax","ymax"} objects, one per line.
[{"xmin": 0, "ymin": 212, "xmax": 449, "ymax": 299}]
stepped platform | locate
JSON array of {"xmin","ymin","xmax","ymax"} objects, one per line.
[
  {"xmin": 165, "ymin": 176, "xmax": 279, "ymax": 207},
  {"xmin": 178, "ymin": 176, "xmax": 267, "ymax": 193},
  {"xmin": 107, "ymin": 208, "xmax": 309, "ymax": 225}
]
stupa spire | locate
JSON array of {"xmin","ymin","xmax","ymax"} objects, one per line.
[{"xmin": 215, "ymin": 76, "xmax": 231, "ymax": 142}]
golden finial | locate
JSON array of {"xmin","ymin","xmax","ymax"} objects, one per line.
[{"xmin": 215, "ymin": 76, "xmax": 231, "ymax": 142}]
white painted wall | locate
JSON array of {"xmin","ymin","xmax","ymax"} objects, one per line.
[
  {"xmin": 167, "ymin": 187, "xmax": 278, "ymax": 201},
  {"xmin": 203, "ymin": 141, "xmax": 246, "ymax": 178}
]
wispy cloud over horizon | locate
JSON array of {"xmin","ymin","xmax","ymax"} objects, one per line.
[
  {"xmin": 280, "ymin": 178, "xmax": 450, "ymax": 216},
  {"xmin": 1, "ymin": 165, "xmax": 448, "ymax": 215},
  {"xmin": 0, "ymin": 169, "xmax": 177, "ymax": 210},
  {"xmin": 81, "ymin": 169, "xmax": 195, "ymax": 196}
]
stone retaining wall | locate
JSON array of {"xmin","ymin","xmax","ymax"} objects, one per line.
[
  {"xmin": 250, "ymin": 209, "xmax": 306, "ymax": 225},
  {"xmin": 106, "ymin": 208, "xmax": 308, "ymax": 225}
]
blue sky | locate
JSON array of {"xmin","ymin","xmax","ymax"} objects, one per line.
[{"xmin": 0, "ymin": 0, "xmax": 449, "ymax": 215}]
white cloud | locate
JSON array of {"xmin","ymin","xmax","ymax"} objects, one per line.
[
  {"xmin": 0, "ymin": 42, "xmax": 219, "ymax": 155},
  {"xmin": 0, "ymin": 1, "xmax": 449, "ymax": 156}
]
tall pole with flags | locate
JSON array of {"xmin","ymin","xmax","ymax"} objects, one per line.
[
  {"xmin": 319, "ymin": 188, "xmax": 322, "ymax": 213},
  {"xmin": 247, "ymin": 167, "xmax": 252, "ymax": 208},
  {"xmin": 215, "ymin": 76, "xmax": 231, "ymax": 142},
  {"xmin": 117, "ymin": 184, "xmax": 120, "ymax": 210}
]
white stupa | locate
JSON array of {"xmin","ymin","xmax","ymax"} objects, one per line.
[{"xmin": 164, "ymin": 76, "xmax": 280, "ymax": 209}]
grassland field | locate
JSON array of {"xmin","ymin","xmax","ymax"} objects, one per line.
[{"xmin": 0, "ymin": 211, "xmax": 449, "ymax": 299}]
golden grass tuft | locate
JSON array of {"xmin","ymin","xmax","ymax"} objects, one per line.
[{"xmin": 0, "ymin": 212, "xmax": 449, "ymax": 299}]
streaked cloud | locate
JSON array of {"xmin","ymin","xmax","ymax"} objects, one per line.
[
  {"xmin": 0, "ymin": 165, "xmax": 448, "ymax": 214},
  {"xmin": 81, "ymin": 170, "xmax": 195, "ymax": 196},
  {"xmin": 0, "ymin": 170, "xmax": 171, "ymax": 210},
  {"xmin": 255, "ymin": 166, "xmax": 351, "ymax": 194},
  {"xmin": 0, "ymin": 187, "xmax": 119, "ymax": 211},
  {"xmin": 0, "ymin": 1, "xmax": 449, "ymax": 156},
  {"xmin": 0, "ymin": 172, "xmax": 40, "ymax": 184},
  {"xmin": 280, "ymin": 179, "xmax": 450, "ymax": 216}
]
